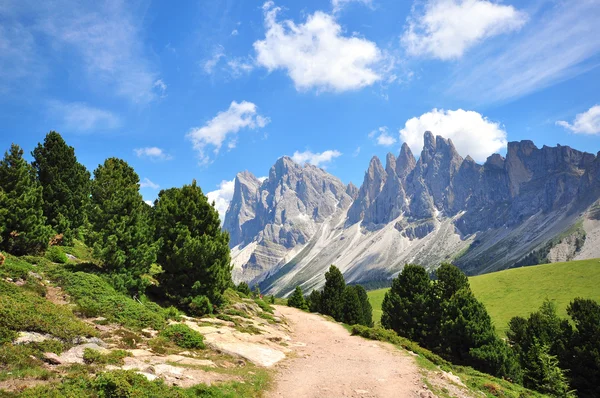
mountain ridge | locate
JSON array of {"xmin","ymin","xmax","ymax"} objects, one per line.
[{"xmin": 224, "ymin": 132, "xmax": 600, "ymax": 296}]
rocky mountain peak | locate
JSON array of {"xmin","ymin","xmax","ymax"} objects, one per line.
[
  {"xmin": 346, "ymin": 182, "xmax": 359, "ymax": 199},
  {"xmin": 385, "ymin": 153, "xmax": 397, "ymax": 176},
  {"xmin": 226, "ymin": 132, "xmax": 600, "ymax": 297},
  {"xmin": 396, "ymin": 143, "xmax": 416, "ymax": 180},
  {"xmin": 223, "ymin": 171, "xmax": 262, "ymax": 248}
]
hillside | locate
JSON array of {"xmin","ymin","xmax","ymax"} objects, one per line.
[
  {"xmin": 368, "ymin": 258, "xmax": 600, "ymax": 333},
  {"xmin": 226, "ymin": 133, "xmax": 600, "ymax": 296},
  {"xmin": 0, "ymin": 246, "xmax": 289, "ymax": 396}
]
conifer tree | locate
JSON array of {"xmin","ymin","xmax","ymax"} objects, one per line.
[
  {"xmin": 381, "ymin": 264, "xmax": 432, "ymax": 345},
  {"xmin": 288, "ymin": 286, "xmax": 308, "ymax": 311},
  {"xmin": 89, "ymin": 158, "xmax": 157, "ymax": 291},
  {"xmin": 440, "ymin": 288, "xmax": 497, "ymax": 363},
  {"xmin": 32, "ymin": 131, "xmax": 90, "ymax": 244},
  {"xmin": 320, "ymin": 265, "xmax": 346, "ymax": 321},
  {"xmin": 353, "ymin": 285, "xmax": 373, "ymax": 327},
  {"xmin": 0, "ymin": 144, "xmax": 52, "ymax": 255},
  {"xmin": 342, "ymin": 286, "xmax": 363, "ymax": 325},
  {"xmin": 308, "ymin": 289, "xmax": 322, "ymax": 313},
  {"xmin": 153, "ymin": 180, "xmax": 231, "ymax": 307}
]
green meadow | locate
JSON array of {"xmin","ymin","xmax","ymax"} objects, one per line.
[{"xmin": 367, "ymin": 258, "xmax": 600, "ymax": 334}]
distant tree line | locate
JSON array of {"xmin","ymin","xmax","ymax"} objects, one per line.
[
  {"xmin": 0, "ymin": 132, "xmax": 232, "ymax": 315},
  {"xmin": 287, "ymin": 265, "xmax": 373, "ymax": 327},
  {"xmin": 381, "ymin": 263, "xmax": 599, "ymax": 398}
]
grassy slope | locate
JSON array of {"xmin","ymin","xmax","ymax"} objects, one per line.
[
  {"xmin": 368, "ymin": 258, "xmax": 600, "ymax": 333},
  {"xmin": 0, "ymin": 246, "xmax": 275, "ymax": 397}
]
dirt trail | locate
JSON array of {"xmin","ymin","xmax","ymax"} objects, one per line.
[{"xmin": 267, "ymin": 306, "xmax": 426, "ymax": 398}]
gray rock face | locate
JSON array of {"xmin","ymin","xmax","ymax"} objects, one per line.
[
  {"xmin": 228, "ymin": 157, "xmax": 352, "ymax": 284},
  {"xmin": 225, "ymin": 132, "xmax": 600, "ymax": 295},
  {"xmin": 223, "ymin": 171, "xmax": 262, "ymax": 247}
]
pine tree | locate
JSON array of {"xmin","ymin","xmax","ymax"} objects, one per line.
[
  {"xmin": 353, "ymin": 285, "xmax": 373, "ymax": 327},
  {"xmin": 0, "ymin": 144, "xmax": 52, "ymax": 255},
  {"xmin": 320, "ymin": 265, "xmax": 346, "ymax": 321},
  {"xmin": 89, "ymin": 158, "xmax": 157, "ymax": 292},
  {"xmin": 564, "ymin": 298, "xmax": 600, "ymax": 397},
  {"xmin": 381, "ymin": 264, "xmax": 432, "ymax": 345},
  {"xmin": 154, "ymin": 180, "xmax": 231, "ymax": 307},
  {"xmin": 342, "ymin": 286, "xmax": 362, "ymax": 325},
  {"xmin": 434, "ymin": 263, "xmax": 469, "ymax": 301},
  {"xmin": 32, "ymin": 131, "xmax": 90, "ymax": 244},
  {"xmin": 308, "ymin": 289, "xmax": 322, "ymax": 313},
  {"xmin": 288, "ymin": 286, "xmax": 308, "ymax": 311},
  {"xmin": 524, "ymin": 342, "xmax": 574, "ymax": 397},
  {"xmin": 440, "ymin": 288, "xmax": 497, "ymax": 364}
]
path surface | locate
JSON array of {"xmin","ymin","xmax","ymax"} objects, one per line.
[{"xmin": 267, "ymin": 306, "xmax": 425, "ymax": 398}]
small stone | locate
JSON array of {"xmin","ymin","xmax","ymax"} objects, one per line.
[
  {"xmin": 14, "ymin": 332, "xmax": 56, "ymax": 345},
  {"xmin": 137, "ymin": 372, "xmax": 158, "ymax": 381},
  {"xmin": 42, "ymin": 352, "xmax": 62, "ymax": 365}
]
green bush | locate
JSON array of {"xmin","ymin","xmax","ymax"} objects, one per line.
[
  {"xmin": 189, "ymin": 295, "xmax": 213, "ymax": 317},
  {"xmin": 236, "ymin": 282, "xmax": 251, "ymax": 296},
  {"xmin": 83, "ymin": 348, "xmax": 130, "ymax": 365},
  {"xmin": 0, "ymin": 255, "xmax": 35, "ymax": 279},
  {"xmin": 50, "ymin": 269, "xmax": 167, "ymax": 329},
  {"xmin": 45, "ymin": 246, "xmax": 68, "ymax": 264},
  {"xmin": 159, "ymin": 324, "xmax": 205, "ymax": 349},
  {"xmin": 0, "ymin": 280, "xmax": 95, "ymax": 341},
  {"xmin": 255, "ymin": 298, "xmax": 274, "ymax": 314},
  {"xmin": 351, "ymin": 324, "xmax": 451, "ymax": 367}
]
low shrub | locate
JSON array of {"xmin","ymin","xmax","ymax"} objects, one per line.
[
  {"xmin": 0, "ymin": 280, "xmax": 95, "ymax": 341},
  {"xmin": 19, "ymin": 370, "xmax": 192, "ymax": 397},
  {"xmin": 50, "ymin": 270, "xmax": 166, "ymax": 330},
  {"xmin": 45, "ymin": 246, "xmax": 67, "ymax": 264},
  {"xmin": 254, "ymin": 298, "xmax": 274, "ymax": 314},
  {"xmin": 189, "ymin": 295, "xmax": 213, "ymax": 317},
  {"xmin": 83, "ymin": 348, "xmax": 130, "ymax": 365},
  {"xmin": 0, "ymin": 255, "xmax": 34, "ymax": 279},
  {"xmin": 351, "ymin": 325, "xmax": 450, "ymax": 367},
  {"xmin": 159, "ymin": 324, "xmax": 205, "ymax": 349}
]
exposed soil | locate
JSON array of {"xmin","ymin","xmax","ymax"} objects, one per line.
[
  {"xmin": 267, "ymin": 306, "xmax": 430, "ymax": 398},
  {"xmin": 45, "ymin": 285, "xmax": 69, "ymax": 306}
]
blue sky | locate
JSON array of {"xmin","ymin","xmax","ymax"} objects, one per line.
[{"xmin": 1, "ymin": 0, "xmax": 600, "ymax": 220}]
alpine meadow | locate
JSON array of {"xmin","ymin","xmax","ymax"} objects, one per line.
[{"xmin": 2, "ymin": 0, "xmax": 600, "ymax": 397}]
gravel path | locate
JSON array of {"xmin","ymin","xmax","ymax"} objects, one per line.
[{"xmin": 267, "ymin": 306, "xmax": 426, "ymax": 398}]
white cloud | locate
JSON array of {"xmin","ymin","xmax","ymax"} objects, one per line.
[
  {"xmin": 187, "ymin": 101, "xmax": 270, "ymax": 165},
  {"xmin": 227, "ymin": 57, "xmax": 254, "ymax": 77},
  {"xmin": 153, "ymin": 79, "xmax": 167, "ymax": 97},
  {"xmin": 369, "ymin": 126, "xmax": 397, "ymax": 146},
  {"xmin": 399, "ymin": 109, "xmax": 507, "ymax": 162},
  {"xmin": 140, "ymin": 178, "xmax": 159, "ymax": 190},
  {"xmin": 332, "ymin": 0, "xmax": 373, "ymax": 13},
  {"xmin": 0, "ymin": 21, "xmax": 40, "ymax": 93},
  {"xmin": 353, "ymin": 146, "xmax": 361, "ymax": 157},
  {"xmin": 134, "ymin": 147, "xmax": 172, "ymax": 161},
  {"xmin": 203, "ymin": 46, "xmax": 225, "ymax": 74},
  {"xmin": 253, "ymin": 1, "xmax": 389, "ymax": 92},
  {"xmin": 206, "ymin": 179, "xmax": 236, "ymax": 223},
  {"xmin": 448, "ymin": 1, "xmax": 600, "ymax": 103},
  {"xmin": 231, "ymin": 29, "xmax": 239, "ymax": 36},
  {"xmin": 144, "ymin": 200, "xmax": 154, "ymax": 207},
  {"xmin": 37, "ymin": 1, "xmax": 161, "ymax": 103},
  {"xmin": 292, "ymin": 150, "xmax": 342, "ymax": 168},
  {"xmin": 557, "ymin": 105, "xmax": 600, "ymax": 135},
  {"xmin": 402, "ymin": 0, "xmax": 527, "ymax": 60},
  {"xmin": 49, "ymin": 101, "xmax": 120, "ymax": 132}
]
